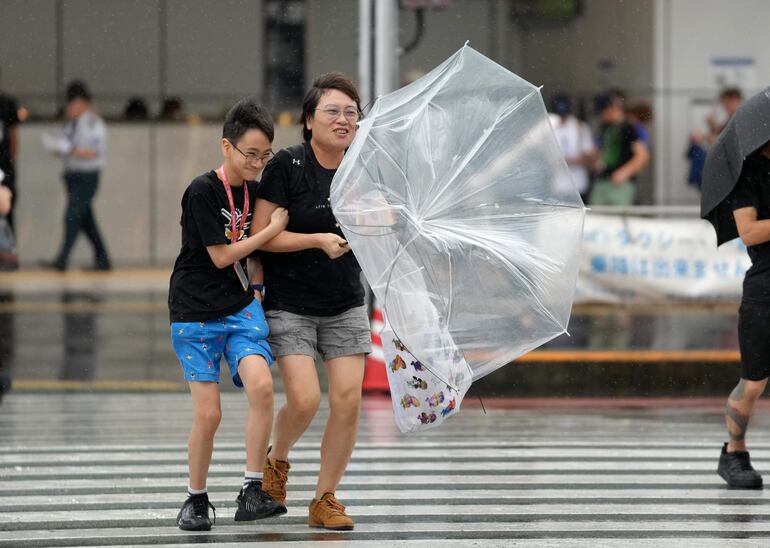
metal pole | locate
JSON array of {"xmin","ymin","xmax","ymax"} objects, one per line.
[
  {"xmin": 358, "ymin": 0, "xmax": 372, "ymax": 107},
  {"xmin": 374, "ymin": 0, "xmax": 398, "ymax": 97}
]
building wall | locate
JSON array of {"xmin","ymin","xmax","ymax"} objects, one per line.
[
  {"xmin": 653, "ymin": 0, "xmax": 770, "ymax": 205},
  {"xmin": 516, "ymin": 0, "xmax": 654, "ymax": 100},
  {"xmin": 0, "ymin": 0, "xmax": 265, "ymax": 119}
]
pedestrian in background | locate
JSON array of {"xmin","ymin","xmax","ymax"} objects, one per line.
[
  {"xmin": 549, "ymin": 93, "xmax": 596, "ymax": 202},
  {"xmin": 589, "ymin": 93, "xmax": 650, "ymax": 206},
  {"xmin": 41, "ymin": 81, "xmax": 111, "ymax": 271},
  {"xmin": 0, "ymin": 68, "xmax": 20, "ymax": 230}
]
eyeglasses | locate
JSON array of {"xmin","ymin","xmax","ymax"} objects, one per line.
[
  {"xmin": 229, "ymin": 140, "xmax": 274, "ymax": 165},
  {"xmin": 316, "ymin": 107, "xmax": 360, "ymax": 122}
]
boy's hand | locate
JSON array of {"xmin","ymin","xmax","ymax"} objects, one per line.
[
  {"xmin": 319, "ymin": 233, "xmax": 350, "ymax": 259},
  {"xmin": 269, "ymin": 207, "xmax": 289, "ymax": 230}
]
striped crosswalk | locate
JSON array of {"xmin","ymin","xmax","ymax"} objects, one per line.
[{"xmin": 2, "ymin": 393, "xmax": 770, "ymax": 546}]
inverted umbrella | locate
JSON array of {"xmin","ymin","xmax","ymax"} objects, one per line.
[
  {"xmin": 701, "ymin": 87, "xmax": 770, "ymax": 245},
  {"xmin": 331, "ymin": 45, "xmax": 585, "ymax": 432}
]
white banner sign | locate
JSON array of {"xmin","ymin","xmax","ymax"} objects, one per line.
[{"xmin": 577, "ymin": 215, "xmax": 750, "ymax": 303}]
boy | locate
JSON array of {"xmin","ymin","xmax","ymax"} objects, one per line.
[{"xmin": 168, "ymin": 98, "xmax": 288, "ymax": 531}]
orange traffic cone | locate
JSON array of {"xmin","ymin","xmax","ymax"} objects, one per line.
[{"xmin": 362, "ymin": 304, "xmax": 390, "ymax": 394}]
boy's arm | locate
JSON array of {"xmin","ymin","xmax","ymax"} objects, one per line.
[
  {"xmin": 247, "ymin": 256, "xmax": 264, "ymax": 301},
  {"xmin": 206, "ymin": 208, "xmax": 288, "ymax": 269},
  {"xmin": 252, "ymin": 198, "xmax": 350, "ymax": 259}
]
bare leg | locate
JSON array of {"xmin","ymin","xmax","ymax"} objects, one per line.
[
  {"xmin": 315, "ymin": 354, "xmax": 365, "ymax": 498},
  {"xmin": 726, "ymin": 378, "xmax": 768, "ymax": 452},
  {"xmin": 187, "ymin": 382, "xmax": 222, "ymax": 490},
  {"xmin": 269, "ymin": 355, "xmax": 321, "ymax": 461},
  {"xmin": 238, "ymin": 355, "xmax": 274, "ymax": 472}
]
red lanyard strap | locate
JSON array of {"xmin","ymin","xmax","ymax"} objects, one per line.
[{"xmin": 216, "ymin": 165, "xmax": 249, "ymax": 244}]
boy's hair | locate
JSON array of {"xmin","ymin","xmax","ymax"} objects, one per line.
[
  {"xmin": 223, "ymin": 97, "xmax": 274, "ymax": 143},
  {"xmin": 301, "ymin": 72, "xmax": 361, "ymax": 142}
]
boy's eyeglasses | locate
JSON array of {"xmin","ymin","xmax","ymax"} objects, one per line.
[
  {"xmin": 316, "ymin": 107, "xmax": 360, "ymax": 122},
  {"xmin": 229, "ymin": 140, "xmax": 274, "ymax": 164}
]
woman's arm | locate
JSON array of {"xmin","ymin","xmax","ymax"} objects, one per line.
[
  {"xmin": 206, "ymin": 207, "xmax": 288, "ymax": 269},
  {"xmin": 252, "ymin": 198, "xmax": 350, "ymax": 258},
  {"xmin": 734, "ymin": 206, "xmax": 770, "ymax": 247}
]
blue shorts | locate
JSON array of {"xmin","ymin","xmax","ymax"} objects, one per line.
[{"xmin": 171, "ymin": 300, "xmax": 274, "ymax": 387}]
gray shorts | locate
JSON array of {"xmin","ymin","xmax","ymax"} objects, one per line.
[{"xmin": 265, "ymin": 305, "xmax": 371, "ymax": 361}]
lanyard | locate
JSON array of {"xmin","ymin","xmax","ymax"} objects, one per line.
[
  {"xmin": 216, "ymin": 166, "xmax": 251, "ymax": 291},
  {"xmin": 216, "ymin": 165, "xmax": 249, "ymax": 244}
]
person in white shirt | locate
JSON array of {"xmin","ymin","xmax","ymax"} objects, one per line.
[
  {"xmin": 41, "ymin": 81, "xmax": 110, "ymax": 271},
  {"xmin": 548, "ymin": 94, "xmax": 596, "ymax": 202}
]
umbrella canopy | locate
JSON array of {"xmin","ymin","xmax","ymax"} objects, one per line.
[
  {"xmin": 331, "ymin": 45, "xmax": 585, "ymax": 430},
  {"xmin": 701, "ymin": 87, "xmax": 770, "ymax": 245}
]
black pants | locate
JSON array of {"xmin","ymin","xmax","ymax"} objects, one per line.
[{"xmin": 55, "ymin": 171, "xmax": 110, "ymax": 267}]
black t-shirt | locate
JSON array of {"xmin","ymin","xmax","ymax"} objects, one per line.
[
  {"xmin": 0, "ymin": 95, "xmax": 19, "ymax": 176},
  {"xmin": 598, "ymin": 121, "xmax": 639, "ymax": 178},
  {"xmin": 727, "ymin": 152, "xmax": 770, "ymax": 304},
  {"xmin": 168, "ymin": 171, "xmax": 257, "ymax": 322},
  {"xmin": 256, "ymin": 142, "xmax": 364, "ymax": 316}
]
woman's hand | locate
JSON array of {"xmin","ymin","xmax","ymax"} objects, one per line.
[{"xmin": 318, "ymin": 233, "xmax": 350, "ymax": 259}]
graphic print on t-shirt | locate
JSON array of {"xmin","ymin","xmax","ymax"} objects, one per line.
[{"xmin": 220, "ymin": 207, "xmax": 251, "ymax": 242}]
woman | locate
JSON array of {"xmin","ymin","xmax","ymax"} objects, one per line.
[{"xmin": 251, "ymin": 73, "xmax": 369, "ymax": 531}]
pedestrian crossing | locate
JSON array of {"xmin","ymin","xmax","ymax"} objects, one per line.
[{"xmin": 2, "ymin": 393, "xmax": 770, "ymax": 546}]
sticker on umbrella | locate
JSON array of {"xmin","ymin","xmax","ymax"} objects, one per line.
[{"xmin": 332, "ymin": 44, "xmax": 585, "ymax": 432}]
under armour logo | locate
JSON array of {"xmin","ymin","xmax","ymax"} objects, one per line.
[{"xmin": 292, "ymin": 159, "xmax": 302, "ymax": 166}]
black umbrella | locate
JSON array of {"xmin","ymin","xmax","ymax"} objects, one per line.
[{"xmin": 701, "ymin": 87, "xmax": 770, "ymax": 245}]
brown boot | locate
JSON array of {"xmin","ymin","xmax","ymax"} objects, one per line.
[
  {"xmin": 262, "ymin": 454, "xmax": 290, "ymax": 504},
  {"xmin": 308, "ymin": 492, "xmax": 354, "ymax": 530}
]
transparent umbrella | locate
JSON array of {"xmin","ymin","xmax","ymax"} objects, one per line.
[{"xmin": 331, "ymin": 45, "xmax": 585, "ymax": 432}]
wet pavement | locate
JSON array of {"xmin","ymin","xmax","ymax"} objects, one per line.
[
  {"xmin": 3, "ymin": 394, "xmax": 770, "ymax": 546},
  {"xmin": 0, "ymin": 270, "xmax": 741, "ymax": 392},
  {"xmin": 0, "ymin": 270, "xmax": 768, "ymax": 546}
]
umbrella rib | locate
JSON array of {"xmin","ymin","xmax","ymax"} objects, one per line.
[
  {"xmin": 420, "ymin": 88, "xmax": 541, "ymax": 218},
  {"xmin": 429, "ymin": 223, "xmax": 566, "ymax": 332}
]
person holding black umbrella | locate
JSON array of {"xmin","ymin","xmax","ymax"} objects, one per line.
[{"xmin": 701, "ymin": 87, "xmax": 770, "ymax": 489}]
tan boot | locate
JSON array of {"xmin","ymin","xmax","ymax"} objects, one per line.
[
  {"xmin": 308, "ymin": 492, "xmax": 354, "ymax": 530},
  {"xmin": 262, "ymin": 455, "xmax": 290, "ymax": 504}
]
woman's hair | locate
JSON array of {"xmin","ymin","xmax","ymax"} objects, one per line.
[
  {"xmin": 300, "ymin": 72, "xmax": 361, "ymax": 142},
  {"xmin": 223, "ymin": 97, "xmax": 274, "ymax": 143}
]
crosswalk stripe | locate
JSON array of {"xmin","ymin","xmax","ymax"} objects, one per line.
[{"xmin": 2, "ymin": 393, "xmax": 770, "ymax": 546}]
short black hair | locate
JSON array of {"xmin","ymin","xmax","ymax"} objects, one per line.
[
  {"xmin": 66, "ymin": 80, "xmax": 92, "ymax": 102},
  {"xmin": 223, "ymin": 97, "xmax": 274, "ymax": 143},
  {"xmin": 301, "ymin": 72, "xmax": 361, "ymax": 142}
]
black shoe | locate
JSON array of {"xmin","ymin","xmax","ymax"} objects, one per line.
[
  {"xmin": 717, "ymin": 443, "xmax": 763, "ymax": 489},
  {"xmin": 0, "ymin": 373, "xmax": 10, "ymax": 405},
  {"xmin": 234, "ymin": 480, "xmax": 286, "ymax": 521},
  {"xmin": 177, "ymin": 493, "xmax": 216, "ymax": 531},
  {"xmin": 39, "ymin": 259, "xmax": 65, "ymax": 272},
  {"xmin": 87, "ymin": 262, "xmax": 112, "ymax": 272}
]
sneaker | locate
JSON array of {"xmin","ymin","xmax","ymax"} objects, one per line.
[
  {"xmin": 177, "ymin": 493, "xmax": 216, "ymax": 531},
  {"xmin": 39, "ymin": 259, "xmax": 65, "ymax": 272},
  {"xmin": 263, "ymin": 451, "xmax": 290, "ymax": 504},
  {"xmin": 89, "ymin": 261, "xmax": 112, "ymax": 272},
  {"xmin": 234, "ymin": 480, "xmax": 286, "ymax": 521},
  {"xmin": 308, "ymin": 492, "xmax": 354, "ymax": 530},
  {"xmin": 717, "ymin": 443, "xmax": 763, "ymax": 489}
]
